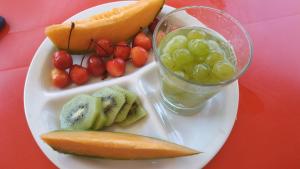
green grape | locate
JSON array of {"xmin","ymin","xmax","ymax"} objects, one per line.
[
  {"xmin": 192, "ymin": 64, "xmax": 210, "ymax": 83},
  {"xmin": 174, "ymin": 71, "xmax": 190, "ymax": 80},
  {"xmin": 172, "ymin": 48, "xmax": 194, "ymax": 67},
  {"xmin": 182, "ymin": 62, "xmax": 197, "ymax": 75},
  {"xmin": 160, "ymin": 53, "xmax": 175, "ymax": 69},
  {"xmin": 207, "ymin": 40, "xmax": 222, "ymax": 53},
  {"xmin": 172, "ymin": 64, "xmax": 183, "ymax": 71},
  {"xmin": 182, "ymin": 63, "xmax": 196, "ymax": 80},
  {"xmin": 207, "ymin": 75, "xmax": 220, "ymax": 84},
  {"xmin": 163, "ymin": 35, "xmax": 188, "ymax": 54},
  {"xmin": 205, "ymin": 52, "xmax": 225, "ymax": 67},
  {"xmin": 187, "ymin": 30, "xmax": 206, "ymax": 40},
  {"xmin": 188, "ymin": 39, "xmax": 210, "ymax": 58},
  {"xmin": 212, "ymin": 61, "xmax": 236, "ymax": 81},
  {"xmin": 196, "ymin": 55, "xmax": 207, "ymax": 63}
]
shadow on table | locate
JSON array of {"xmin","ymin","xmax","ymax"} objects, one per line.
[
  {"xmin": 0, "ymin": 23, "xmax": 10, "ymax": 40},
  {"xmin": 238, "ymin": 83, "xmax": 265, "ymax": 115}
]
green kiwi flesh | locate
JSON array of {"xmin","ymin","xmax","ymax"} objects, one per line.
[
  {"xmin": 91, "ymin": 97, "xmax": 107, "ymax": 130},
  {"xmin": 118, "ymin": 102, "xmax": 147, "ymax": 127},
  {"xmin": 60, "ymin": 94, "xmax": 101, "ymax": 130},
  {"xmin": 92, "ymin": 87, "xmax": 126, "ymax": 126},
  {"xmin": 111, "ymin": 86, "xmax": 138, "ymax": 122}
]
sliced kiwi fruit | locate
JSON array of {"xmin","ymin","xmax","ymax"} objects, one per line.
[
  {"xmin": 111, "ymin": 86, "xmax": 138, "ymax": 122},
  {"xmin": 118, "ymin": 102, "xmax": 147, "ymax": 127},
  {"xmin": 91, "ymin": 97, "xmax": 107, "ymax": 130},
  {"xmin": 92, "ymin": 113, "xmax": 107, "ymax": 130},
  {"xmin": 60, "ymin": 94, "xmax": 100, "ymax": 130},
  {"xmin": 92, "ymin": 87, "xmax": 126, "ymax": 126}
]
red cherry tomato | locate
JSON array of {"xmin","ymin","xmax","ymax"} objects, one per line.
[
  {"xmin": 106, "ymin": 58, "xmax": 126, "ymax": 77},
  {"xmin": 52, "ymin": 50, "xmax": 73, "ymax": 70},
  {"xmin": 133, "ymin": 32, "xmax": 152, "ymax": 51},
  {"xmin": 114, "ymin": 42, "xmax": 131, "ymax": 60},
  {"xmin": 70, "ymin": 65, "xmax": 89, "ymax": 85},
  {"xmin": 87, "ymin": 55, "xmax": 106, "ymax": 77},
  {"xmin": 51, "ymin": 68, "xmax": 70, "ymax": 88},
  {"xmin": 131, "ymin": 46, "xmax": 149, "ymax": 67},
  {"xmin": 95, "ymin": 39, "xmax": 114, "ymax": 57}
]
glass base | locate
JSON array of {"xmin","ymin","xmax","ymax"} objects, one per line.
[{"xmin": 160, "ymin": 91, "xmax": 206, "ymax": 116}]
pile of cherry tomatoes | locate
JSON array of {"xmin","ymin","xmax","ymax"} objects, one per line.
[{"xmin": 51, "ymin": 32, "xmax": 153, "ymax": 88}]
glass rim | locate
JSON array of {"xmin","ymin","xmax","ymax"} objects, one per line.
[{"xmin": 153, "ymin": 6, "xmax": 253, "ymax": 87}]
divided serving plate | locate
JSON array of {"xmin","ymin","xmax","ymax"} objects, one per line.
[{"xmin": 24, "ymin": 1, "xmax": 239, "ymax": 169}]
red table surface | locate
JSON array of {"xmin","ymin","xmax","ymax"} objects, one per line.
[{"xmin": 1, "ymin": 0, "xmax": 300, "ymax": 168}]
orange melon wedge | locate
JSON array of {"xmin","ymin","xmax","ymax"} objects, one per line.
[
  {"xmin": 41, "ymin": 131, "xmax": 200, "ymax": 159},
  {"xmin": 45, "ymin": 0, "xmax": 165, "ymax": 53}
]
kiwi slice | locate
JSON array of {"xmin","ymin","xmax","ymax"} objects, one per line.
[
  {"xmin": 60, "ymin": 94, "xmax": 100, "ymax": 130},
  {"xmin": 118, "ymin": 102, "xmax": 147, "ymax": 127},
  {"xmin": 91, "ymin": 97, "xmax": 107, "ymax": 130},
  {"xmin": 111, "ymin": 86, "xmax": 138, "ymax": 122},
  {"xmin": 93, "ymin": 87, "xmax": 126, "ymax": 126}
]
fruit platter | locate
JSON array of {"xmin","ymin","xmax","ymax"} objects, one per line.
[{"xmin": 24, "ymin": 0, "xmax": 240, "ymax": 169}]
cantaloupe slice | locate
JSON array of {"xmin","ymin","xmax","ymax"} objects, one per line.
[
  {"xmin": 45, "ymin": 0, "xmax": 165, "ymax": 53},
  {"xmin": 41, "ymin": 131, "xmax": 200, "ymax": 159}
]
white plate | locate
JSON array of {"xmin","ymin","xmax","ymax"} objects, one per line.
[{"xmin": 24, "ymin": 1, "xmax": 239, "ymax": 169}]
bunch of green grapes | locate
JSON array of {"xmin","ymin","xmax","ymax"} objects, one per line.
[{"xmin": 160, "ymin": 28, "xmax": 236, "ymax": 84}]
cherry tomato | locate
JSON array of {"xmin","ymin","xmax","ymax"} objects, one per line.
[
  {"xmin": 87, "ymin": 55, "xmax": 106, "ymax": 77},
  {"xmin": 106, "ymin": 58, "xmax": 126, "ymax": 77},
  {"xmin": 133, "ymin": 32, "xmax": 152, "ymax": 51},
  {"xmin": 51, "ymin": 68, "xmax": 70, "ymax": 88},
  {"xmin": 52, "ymin": 50, "xmax": 73, "ymax": 70},
  {"xmin": 114, "ymin": 41, "xmax": 131, "ymax": 60},
  {"xmin": 69, "ymin": 65, "xmax": 89, "ymax": 85},
  {"xmin": 95, "ymin": 39, "xmax": 114, "ymax": 57},
  {"xmin": 131, "ymin": 46, "xmax": 149, "ymax": 67}
]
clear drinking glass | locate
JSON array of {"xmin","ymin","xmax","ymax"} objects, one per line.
[{"xmin": 153, "ymin": 6, "xmax": 253, "ymax": 115}]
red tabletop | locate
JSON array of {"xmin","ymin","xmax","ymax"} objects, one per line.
[{"xmin": 1, "ymin": 0, "xmax": 300, "ymax": 168}]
